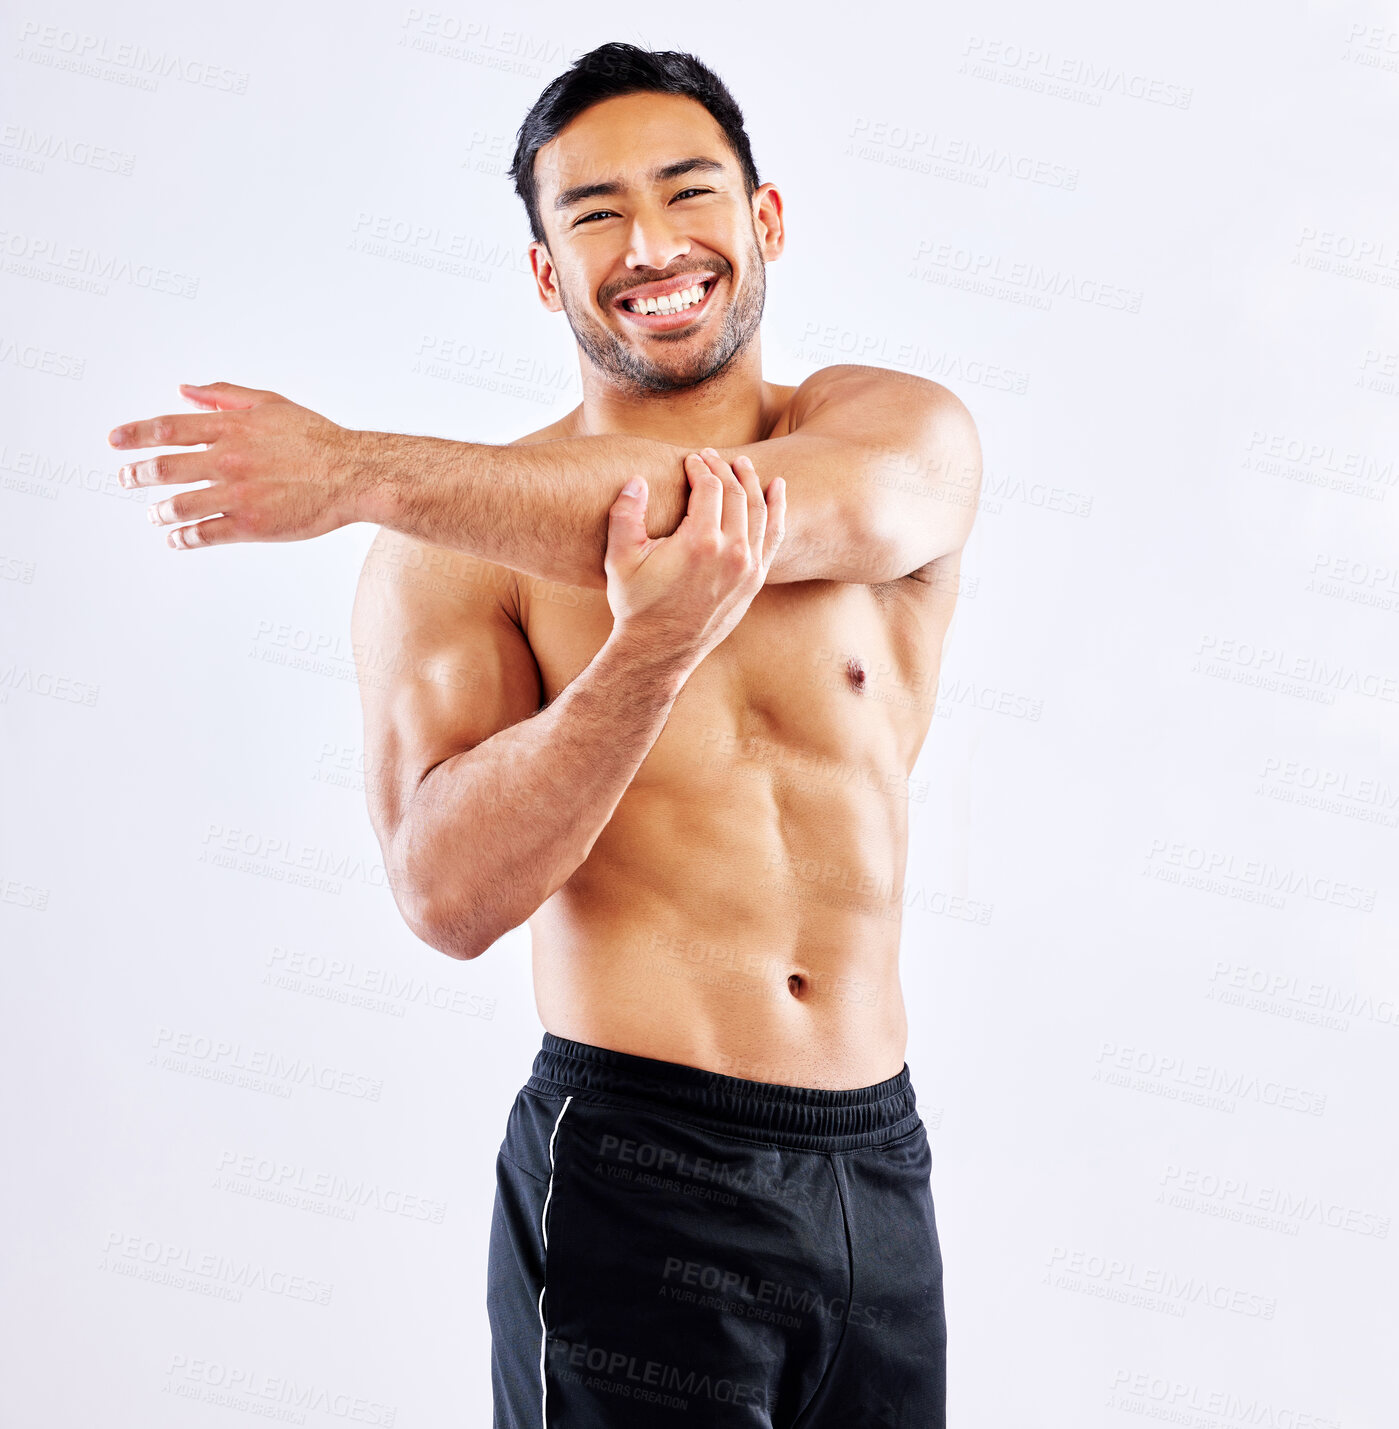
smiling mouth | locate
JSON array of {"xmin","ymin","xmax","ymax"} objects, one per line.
[
  {"xmin": 613, "ymin": 277, "xmax": 716, "ymax": 330},
  {"xmin": 622, "ymin": 279, "xmax": 711, "ymax": 316}
]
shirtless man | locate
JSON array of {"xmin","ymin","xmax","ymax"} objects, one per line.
[{"xmin": 107, "ymin": 41, "xmax": 980, "ymax": 1429}]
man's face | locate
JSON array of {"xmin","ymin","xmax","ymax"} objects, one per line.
[{"xmin": 529, "ymin": 91, "xmax": 783, "ymax": 393}]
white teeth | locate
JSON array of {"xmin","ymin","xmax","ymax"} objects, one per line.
[{"xmin": 626, "ymin": 282, "xmax": 707, "ymax": 315}]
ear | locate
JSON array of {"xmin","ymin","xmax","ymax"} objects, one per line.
[
  {"xmin": 528, "ymin": 241, "xmax": 564, "ymax": 312},
  {"xmin": 752, "ymin": 183, "xmax": 785, "ymax": 262}
]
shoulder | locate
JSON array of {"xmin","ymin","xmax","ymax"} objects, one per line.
[
  {"xmin": 355, "ymin": 528, "xmax": 523, "ymax": 637},
  {"xmin": 505, "ymin": 408, "xmax": 584, "ymax": 447},
  {"xmin": 786, "ymin": 365, "xmax": 981, "ymax": 465},
  {"xmin": 790, "ymin": 363, "xmax": 974, "ymax": 424}
]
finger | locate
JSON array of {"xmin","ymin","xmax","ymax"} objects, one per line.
[
  {"xmin": 164, "ymin": 515, "xmax": 244, "ymax": 550},
  {"xmin": 108, "ymin": 411, "xmax": 227, "ymax": 451},
  {"xmin": 118, "ymin": 450, "xmax": 211, "ymax": 489},
  {"xmin": 604, "ymin": 477, "xmax": 650, "ymax": 569},
  {"xmin": 760, "ymin": 477, "xmax": 786, "ymax": 570},
  {"xmin": 700, "ymin": 448, "xmax": 747, "ymax": 548},
  {"xmin": 683, "ymin": 452, "xmax": 724, "ymax": 533},
  {"xmin": 731, "ymin": 454, "xmax": 766, "ymax": 563},
  {"xmin": 178, "ymin": 381, "xmax": 274, "ymax": 411},
  {"xmin": 146, "ymin": 483, "xmax": 222, "ymax": 529}
]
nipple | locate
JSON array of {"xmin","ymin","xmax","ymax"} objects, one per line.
[{"xmin": 846, "ymin": 657, "xmax": 867, "ymax": 691}]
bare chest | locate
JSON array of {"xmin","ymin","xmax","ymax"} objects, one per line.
[{"xmin": 517, "ymin": 558, "xmax": 961, "ymax": 781}]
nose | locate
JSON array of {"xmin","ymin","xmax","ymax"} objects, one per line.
[{"xmin": 624, "ymin": 204, "xmax": 690, "ymax": 272}]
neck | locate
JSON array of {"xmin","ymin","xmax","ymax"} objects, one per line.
[{"xmin": 571, "ymin": 334, "xmax": 775, "ymax": 448}]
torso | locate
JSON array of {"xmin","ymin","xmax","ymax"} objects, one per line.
[{"xmin": 510, "ymin": 385, "xmax": 962, "ymax": 1089}]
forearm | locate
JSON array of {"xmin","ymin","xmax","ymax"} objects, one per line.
[
  {"xmin": 355, "ymin": 430, "xmax": 687, "ymax": 589},
  {"xmin": 352, "ymin": 428, "xmax": 878, "ymax": 588},
  {"xmin": 391, "ymin": 628, "xmax": 692, "ymax": 959}
]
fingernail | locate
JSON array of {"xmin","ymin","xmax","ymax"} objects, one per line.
[{"xmin": 146, "ymin": 505, "xmax": 159, "ymax": 524}]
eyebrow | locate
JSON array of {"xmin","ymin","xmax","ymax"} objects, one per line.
[{"xmin": 553, "ymin": 156, "xmax": 727, "ymax": 211}]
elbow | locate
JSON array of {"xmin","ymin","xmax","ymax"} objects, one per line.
[
  {"xmin": 389, "ymin": 863, "xmax": 490, "ymax": 961},
  {"xmin": 417, "ymin": 933, "xmax": 479, "ymax": 961},
  {"xmin": 441, "ymin": 940, "xmax": 489, "ymax": 963},
  {"xmin": 422, "ymin": 867, "xmax": 574, "ymax": 959},
  {"xmin": 386, "ymin": 830, "xmax": 491, "ymax": 960},
  {"xmin": 409, "ymin": 894, "xmax": 495, "ymax": 961},
  {"xmin": 387, "ymin": 832, "xmax": 569, "ymax": 961},
  {"xmin": 411, "ymin": 878, "xmax": 547, "ymax": 962}
]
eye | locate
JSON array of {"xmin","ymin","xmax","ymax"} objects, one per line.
[
  {"xmin": 672, "ymin": 187, "xmax": 713, "ymax": 201},
  {"xmin": 573, "ymin": 210, "xmax": 618, "ymax": 227}
]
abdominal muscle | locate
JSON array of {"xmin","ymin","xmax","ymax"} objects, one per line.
[{"xmin": 525, "ymin": 777, "xmax": 912, "ymax": 1091}]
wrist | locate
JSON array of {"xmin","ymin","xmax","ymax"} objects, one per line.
[
  {"xmin": 337, "ymin": 428, "xmax": 395, "ymax": 527},
  {"xmin": 603, "ymin": 622, "xmax": 699, "ymax": 691}
]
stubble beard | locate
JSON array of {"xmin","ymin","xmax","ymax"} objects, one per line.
[{"xmin": 557, "ymin": 237, "xmax": 767, "ymax": 395}]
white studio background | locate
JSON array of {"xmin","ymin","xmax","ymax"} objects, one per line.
[{"xmin": 2, "ymin": 1, "xmax": 1396, "ymax": 1424}]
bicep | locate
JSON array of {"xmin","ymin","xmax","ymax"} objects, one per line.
[{"xmin": 351, "ymin": 530, "xmax": 543, "ymax": 854}]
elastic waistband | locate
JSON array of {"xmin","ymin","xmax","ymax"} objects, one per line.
[{"xmin": 525, "ymin": 1033, "xmax": 921, "ymax": 1152}]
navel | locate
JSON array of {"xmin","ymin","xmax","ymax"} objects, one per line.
[{"xmin": 787, "ymin": 972, "xmax": 808, "ymax": 998}]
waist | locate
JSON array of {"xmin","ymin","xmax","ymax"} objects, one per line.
[
  {"xmin": 531, "ymin": 941, "xmax": 906, "ymax": 1089},
  {"xmin": 525, "ymin": 1032, "xmax": 921, "ymax": 1153}
]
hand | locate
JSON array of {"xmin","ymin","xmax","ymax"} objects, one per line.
[
  {"xmin": 603, "ymin": 447, "xmax": 786, "ymax": 668},
  {"xmin": 107, "ymin": 382, "xmax": 368, "ymax": 548}
]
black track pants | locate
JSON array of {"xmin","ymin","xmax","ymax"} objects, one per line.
[{"xmin": 487, "ymin": 1033, "xmax": 946, "ymax": 1428}]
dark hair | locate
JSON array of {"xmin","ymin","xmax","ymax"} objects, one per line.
[{"xmin": 507, "ymin": 42, "xmax": 760, "ymax": 245}]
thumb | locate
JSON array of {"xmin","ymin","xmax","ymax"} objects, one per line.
[{"xmin": 606, "ymin": 476, "xmax": 650, "ymax": 561}]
